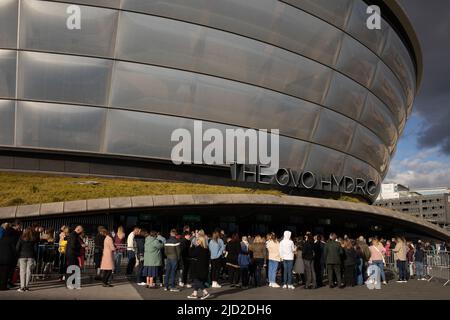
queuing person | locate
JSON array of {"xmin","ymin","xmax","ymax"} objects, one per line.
[
  {"xmin": 179, "ymin": 231, "xmax": 192, "ymax": 288},
  {"xmin": 279, "ymin": 231, "xmax": 296, "ymax": 289},
  {"xmin": 78, "ymin": 231, "xmax": 87, "ymax": 270},
  {"xmin": 357, "ymin": 236, "xmax": 371, "ymax": 282},
  {"xmin": 313, "ymin": 235, "xmax": 325, "ymax": 288},
  {"xmin": 407, "ymin": 243, "xmax": 415, "ymax": 279},
  {"xmin": 266, "ymin": 233, "xmax": 281, "ymax": 288},
  {"xmin": 113, "ymin": 226, "xmax": 126, "ymax": 274},
  {"xmin": 58, "ymin": 226, "xmax": 69, "ymax": 281},
  {"xmin": 343, "ymin": 239, "xmax": 357, "ymax": 287},
  {"xmin": 324, "ymin": 233, "xmax": 344, "ymax": 288},
  {"xmin": 143, "ymin": 231, "xmax": 164, "ymax": 288},
  {"xmin": 238, "ymin": 245, "xmax": 251, "ymax": 289},
  {"xmin": 135, "ymin": 229, "xmax": 147, "ymax": 286},
  {"xmin": 369, "ymin": 237, "xmax": 387, "ymax": 285},
  {"xmin": 0, "ymin": 225, "xmax": 16, "ymax": 291},
  {"xmin": 302, "ymin": 234, "xmax": 316, "ymax": 289},
  {"xmin": 225, "ymin": 233, "xmax": 241, "ymax": 287},
  {"xmin": 393, "ymin": 237, "xmax": 408, "ymax": 282},
  {"xmin": 209, "ymin": 230, "xmax": 225, "ymax": 288},
  {"xmin": 187, "ymin": 236, "xmax": 210, "ymax": 299},
  {"xmin": 94, "ymin": 226, "xmax": 106, "ymax": 279},
  {"xmin": 66, "ymin": 225, "xmax": 83, "ymax": 270},
  {"xmin": 40, "ymin": 228, "xmax": 56, "ymax": 278},
  {"xmin": 294, "ymin": 239, "xmax": 305, "ymax": 286},
  {"xmin": 100, "ymin": 229, "xmax": 115, "ymax": 287},
  {"xmin": 126, "ymin": 227, "xmax": 141, "ymax": 275},
  {"xmin": 249, "ymin": 235, "xmax": 267, "ymax": 287},
  {"xmin": 16, "ymin": 227, "xmax": 37, "ymax": 292},
  {"xmin": 415, "ymin": 241, "xmax": 426, "ymax": 280},
  {"xmin": 164, "ymin": 229, "xmax": 181, "ymax": 292}
]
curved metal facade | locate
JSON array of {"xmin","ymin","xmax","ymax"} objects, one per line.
[{"xmin": 0, "ymin": 0, "xmax": 419, "ymax": 202}]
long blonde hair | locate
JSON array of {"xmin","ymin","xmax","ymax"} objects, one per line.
[
  {"xmin": 197, "ymin": 235, "xmax": 208, "ymax": 249},
  {"xmin": 117, "ymin": 226, "xmax": 125, "ymax": 239}
]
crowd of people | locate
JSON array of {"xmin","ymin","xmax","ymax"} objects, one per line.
[{"xmin": 0, "ymin": 220, "xmax": 448, "ymax": 299}]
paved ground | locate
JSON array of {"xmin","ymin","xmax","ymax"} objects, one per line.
[{"xmin": 0, "ymin": 276, "xmax": 449, "ymax": 300}]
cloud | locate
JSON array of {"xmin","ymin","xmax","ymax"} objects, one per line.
[
  {"xmin": 386, "ymin": 148, "xmax": 450, "ymax": 188},
  {"xmin": 398, "ymin": 0, "xmax": 450, "ymax": 155}
]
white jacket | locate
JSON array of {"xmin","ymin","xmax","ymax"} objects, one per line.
[
  {"xmin": 279, "ymin": 231, "xmax": 296, "ymax": 260},
  {"xmin": 127, "ymin": 232, "xmax": 135, "ymax": 251}
]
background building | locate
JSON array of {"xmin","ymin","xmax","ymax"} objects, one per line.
[{"xmin": 375, "ymin": 183, "xmax": 450, "ymax": 230}]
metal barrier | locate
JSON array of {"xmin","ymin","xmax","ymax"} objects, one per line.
[
  {"xmin": 383, "ymin": 249, "xmax": 449, "ymax": 286},
  {"xmin": 30, "ymin": 242, "xmax": 131, "ymax": 282},
  {"xmin": 425, "ymin": 250, "xmax": 450, "ymax": 286}
]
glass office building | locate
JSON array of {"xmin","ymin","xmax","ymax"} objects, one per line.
[{"xmin": 0, "ymin": 0, "xmax": 422, "ymax": 204}]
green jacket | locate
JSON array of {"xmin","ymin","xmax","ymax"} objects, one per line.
[
  {"xmin": 324, "ymin": 240, "xmax": 343, "ymax": 265},
  {"xmin": 144, "ymin": 236, "xmax": 164, "ymax": 266}
]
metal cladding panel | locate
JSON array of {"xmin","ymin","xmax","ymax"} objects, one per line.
[{"xmin": 0, "ymin": 0, "xmax": 419, "ymax": 202}]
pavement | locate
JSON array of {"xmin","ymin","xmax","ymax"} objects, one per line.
[{"xmin": 0, "ymin": 276, "xmax": 449, "ymax": 300}]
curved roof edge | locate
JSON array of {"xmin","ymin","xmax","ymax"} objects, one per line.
[
  {"xmin": 0, "ymin": 194, "xmax": 448, "ymax": 241},
  {"xmin": 385, "ymin": 0, "xmax": 424, "ymax": 89}
]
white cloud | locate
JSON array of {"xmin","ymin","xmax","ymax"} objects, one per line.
[{"xmin": 385, "ymin": 148, "xmax": 450, "ymax": 188}]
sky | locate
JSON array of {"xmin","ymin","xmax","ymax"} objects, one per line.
[{"xmin": 384, "ymin": 0, "xmax": 450, "ymax": 189}]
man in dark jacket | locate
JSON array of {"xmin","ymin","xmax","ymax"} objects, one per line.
[
  {"xmin": 313, "ymin": 235, "xmax": 325, "ymax": 287},
  {"xmin": 66, "ymin": 226, "xmax": 83, "ymax": 269},
  {"xmin": 324, "ymin": 233, "xmax": 344, "ymax": 288},
  {"xmin": 164, "ymin": 229, "xmax": 181, "ymax": 291},
  {"xmin": 179, "ymin": 231, "xmax": 192, "ymax": 287},
  {"xmin": 0, "ymin": 227, "xmax": 17, "ymax": 290}
]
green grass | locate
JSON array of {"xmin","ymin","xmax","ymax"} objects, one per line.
[{"xmin": 0, "ymin": 172, "xmax": 283, "ymax": 207}]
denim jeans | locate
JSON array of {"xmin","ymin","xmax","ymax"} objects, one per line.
[
  {"xmin": 372, "ymin": 260, "xmax": 386, "ymax": 282},
  {"xmin": 268, "ymin": 260, "xmax": 279, "ymax": 283},
  {"xmin": 356, "ymin": 258, "xmax": 364, "ymax": 285},
  {"xmin": 114, "ymin": 252, "xmax": 122, "ymax": 273},
  {"xmin": 126, "ymin": 250, "xmax": 136, "ymax": 275},
  {"xmin": 397, "ymin": 260, "xmax": 407, "ymax": 281},
  {"xmin": 415, "ymin": 261, "xmax": 424, "ymax": 279},
  {"xmin": 164, "ymin": 259, "xmax": 178, "ymax": 289},
  {"xmin": 19, "ymin": 258, "xmax": 35, "ymax": 289},
  {"xmin": 283, "ymin": 260, "xmax": 294, "ymax": 285}
]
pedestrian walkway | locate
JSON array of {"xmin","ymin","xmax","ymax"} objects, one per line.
[{"xmin": 0, "ymin": 277, "xmax": 449, "ymax": 300}]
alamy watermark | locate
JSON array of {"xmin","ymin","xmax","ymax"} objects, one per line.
[
  {"xmin": 66, "ymin": 265, "xmax": 81, "ymax": 289},
  {"xmin": 170, "ymin": 120, "xmax": 280, "ymax": 173},
  {"xmin": 66, "ymin": 5, "xmax": 81, "ymax": 30},
  {"xmin": 366, "ymin": 5, "xmax": 381, "ymax": 30}
]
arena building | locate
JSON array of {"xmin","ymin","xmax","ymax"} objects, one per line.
[{"xmin": 1, "ymin": 0, "xmax": 448, "ymax": 240}]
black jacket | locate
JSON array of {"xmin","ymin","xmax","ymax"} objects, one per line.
[
  {"xmin": 94, "ymin": 233, "xmax": 105, "ymax": 255},
  {"xmin": 189, "ymin": 245, "xmax": 210, "ymax": 281},
  {"xmin": 225, "ymin": 240, "xmax": 241, "ymax": 265},
  {"xmin": 16, "ymin": 238, "xmax": 37, "ymax": 259},
  {"xmin": 180, "ymin": 237, "xmax": 191, "ymax": 260},
  {"xmin": 0, "ymin": 235, "xmax": 16, "ymax": 265},
  {"xmin": 324, "ymin": 240, "xmax": 343, "ymax": 265},
  {"xmin": 66, "ymin": 231, "xmax": 81, "ymax": 259},
  {"xmin": 302, "ymin": 241, "xmax": 315, "ymax": 260},
  {"xmin": 343, "ymin": 248, "xmax": 357, "ymax": 266}
]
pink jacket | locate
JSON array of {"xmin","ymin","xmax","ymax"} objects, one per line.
[
  {"xmin": 100, "ymin": 235, "xmax": 115, "ymax": 270},
  {"xmin": 369, "ymin": 244, "xmax": 386, "ymax": 262}
]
